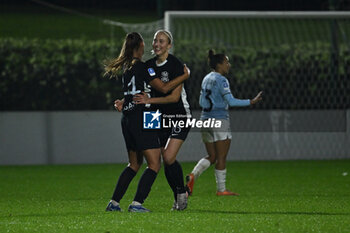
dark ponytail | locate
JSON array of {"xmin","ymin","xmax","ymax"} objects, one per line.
[
  {"xmin": 104, "ymin": 32, "xmax": 144, "ymax": 78},
  {"xmin": 208, "ymin": 49, "xmax": 226, "ymax": 71}
]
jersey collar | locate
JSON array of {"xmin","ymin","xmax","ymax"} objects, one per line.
[{"xmin": 156, "ymin": 59, "xmax": 168, "ymax": 67}]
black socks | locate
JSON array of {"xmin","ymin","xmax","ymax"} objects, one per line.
[
  {"xmin": 112, "ymin": 161, "xmax": 184, "ymax": 204},
  {"xmin": 164, "ymin": 160, "xmax": 186, "ymax": 200},
  {"xmin": 133, "ymin": 168, "xmax": 158, "ymax": 204},
  {"xmin": 112, "ymin": 166, "xmax": 136, "ymax": 203}
]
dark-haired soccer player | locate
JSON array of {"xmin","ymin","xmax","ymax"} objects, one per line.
[
  {"xmin": 185, "ymin": 49, "xmax": 262, "ymax": 196},
  {"xmin": 104, "ymin": 32, "xmax": 189, "ymax": 212}
]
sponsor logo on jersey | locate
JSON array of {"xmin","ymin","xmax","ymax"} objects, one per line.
[
  {"xmin": 161, "ymin": 71, "xmax": 169, "ymax": 82},
  {"xmin": 222, "ymin": 81, "xmax": 229, "ymax": 88},
  {"xmin": 148, "ymin": 68, "xmax": 156, "ymax": 76},
  {"xmin": 143, "ymin": 110, "xmax": 162, "ymax": 129}
]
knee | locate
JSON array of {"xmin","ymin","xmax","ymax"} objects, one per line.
[
  {"xmin": 163, "ymin": 156, "xmax": 175, "ymax": 166},
  {"xmin": 128, "ymin": 161, "xmax": 142, "ymax": 172},
  {"xmin": 162, "ymin": 152, "xmax": 176, "ymax": 165},
  {"xmin": 205, "ymin": 155, "xmax": 216, "ymax": 164},
  {"xmin": 147, "ymin": 162, "xmax": 160, "ymax": 173},
  {"xmin": 216, "ymin": 154, "xmax": 227, "ymax": 163},
  {"xmin": 215, "ymin": 158, "xmax": 226, "ymax": 167}
]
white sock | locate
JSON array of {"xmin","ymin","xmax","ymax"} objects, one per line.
[
  {"xmin": 215, "ymin": 169, "xmax": 227, "ymax": 192},
  {"xmin": 111, "ymin": 200, "xmax": 119, "ymax": 206},
  {"xmin": 131, "ymin": 201, "xmax": 142, "ymax": 206},
  {"xmin": 192, "ymin": 158, "xmax": 211, "ymax": 180}
]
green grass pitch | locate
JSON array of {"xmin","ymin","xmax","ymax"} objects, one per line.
[{"xmin": 1, "ymin": 160, "xmax": 350, "ymax": 232}]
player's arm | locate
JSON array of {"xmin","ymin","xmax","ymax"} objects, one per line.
[
  {"xmin": 223, "ymin": 94, "xmax": 250, "ymax": 107},
  {"xmin": 134, "ymin": 85, "xmax": 182, "ymax": 104},
  {"xmin": 149, "ymin": 65, "xmax": 189, "ymax": 94},
  {"xmin": 218, "ymin": 77, "xmax": 252, "ymax": 107},
  {"xmin": 223, "ymin": 91, "xmax": 263, "ymax": 106}
]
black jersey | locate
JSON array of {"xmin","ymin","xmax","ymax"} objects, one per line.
[
  {"xmin": 146, "ymin": 54, "xmax": 191, "ymax": 116},
  {"xmin": 122, "ymin": 60, "xmax": 156, "ymax": 115}
]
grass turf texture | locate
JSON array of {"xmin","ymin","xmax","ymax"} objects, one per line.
[{"xmin": 1, "ymin": 160, "xmax": 349, "ymax": 232}]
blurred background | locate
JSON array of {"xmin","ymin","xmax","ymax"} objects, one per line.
[{"xmin": 0, "ymin": 0, "xmax": 349, "ymax": 165}]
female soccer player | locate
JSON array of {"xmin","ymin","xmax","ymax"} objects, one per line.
[
  {"xmin": 104, "ymin": 32, "xmax": 189, "ymax": 212},
  {"xmin": 185, "ymin": 49, "xmax": 262, "ymax": 196},
  {"xmin": 133, "ymin": 30, "xmax": 191, "ymax": 210}
]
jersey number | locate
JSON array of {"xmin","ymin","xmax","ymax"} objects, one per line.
[
  {"xmin": 203, "ymin": 89, "xmax": 213, "ymax": 112},
  {"xmin": 124, "ymin": 76, "xmax": 141, "ymax": 96}
]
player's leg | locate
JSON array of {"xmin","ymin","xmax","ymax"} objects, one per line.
[
  {"xmin": 186, "ymin": 128, "xmax": 215, "ymax": 195},
  {"xmin": 163, "ymin": 137, "xmax": 183, "ymax": 165},
  {"xmin": 107, "ymin": 115, "xmax": 141, "ymax": 211},
  {"xmin": 106, "ymin": 150, "xmax": 142, "ymax": 211},
  {"xmin": 162, "ymin": 146, "xmax": 176, "ymax": 201},
  {"xmin": 129, "ymin": 148, "xmax": 161, "ymax": 212},
  {"xmin": 186, "ymin": 142, "xmax": 215, "ymax": 196},
  {"xmin": 161, "ymin": 146, "xmax": 178, "ymax": 210},
  {"xmin": 214, "ymin": 139, "xmax": 230, "ymax": 170},
  {"xmin": 162, "ymin": 138, "xmax": 188, "ymax": 210},
  {"xmin": 111, "ymin": 151, "xmax": 143, "ymax": 202},
  {"xmin": 214, "ymin": 139, "xmax": 238, "ymax": 196},
  {"xmin": 128, "ymin": 151, "xmax": 144, "ymax": 171},
  {"xmin": 158, "ymin": 129, "xmax": 178, "ymax": 203},
  {"xmin": 194, "ymin": 142, "xmax": 216, "ymax": 178}
]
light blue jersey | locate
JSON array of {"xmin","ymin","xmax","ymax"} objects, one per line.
[{"xmin": 199, "ymin": 72, "xmax": 250, "ymax": 120}]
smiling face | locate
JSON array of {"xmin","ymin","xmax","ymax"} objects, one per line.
[
  {"xmin": 216, "ymin": 56, "xmax": 231, "ymax": 75},
  {"xmin": 152, "ymin": 32, "xmax": 172, "ymax": 57}
]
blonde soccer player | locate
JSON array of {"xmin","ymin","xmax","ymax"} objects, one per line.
[{"xmin": 133, "ymin": 30, "xmax": 192, "ymax": 210}]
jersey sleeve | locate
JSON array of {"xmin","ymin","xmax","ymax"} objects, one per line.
[
  {"xmin": 223, "ymin": 94, "xmax": 250, "ymax": 107},
  {"xmin": 141, "ymin": 62, "xmax": 157, "ymax": 84},
  {"xmin": 218, "ymin": 76, "xmax": 250, "ymax": 107},
  {"xmin": 172, "ymin": 56, "xmax": 185, "ymax": 78},
  {"xmin": 217, "ymin": 76, "xmax": 232, "ymax": 96}
]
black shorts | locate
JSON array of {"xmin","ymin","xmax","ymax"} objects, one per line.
[
  {"xmin": 158, "ymin": 117, "xmax": 191, "ymax": 147},
  {"xmin": 121, "ymin": 113, "xmax": 160, "ymax": 151}
]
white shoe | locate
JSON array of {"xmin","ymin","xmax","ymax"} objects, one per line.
[{"xmin": 176, "ymin": 192, "xmax": 188, "ymax": 210}]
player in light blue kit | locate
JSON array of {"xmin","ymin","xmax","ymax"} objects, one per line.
[{"xmin": 186, "ymin": 49, "xmax": 262, "ymax": 196}]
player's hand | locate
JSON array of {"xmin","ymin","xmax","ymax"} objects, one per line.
[
  {"xmin": 183, "ymin": 64, "xmax": 190, "ymax": 79},
  {"xmin": 114, "ymin": 99, "xmax": 124, "ymax": 112},
  {"xmin": 250, "ymin": 91, "xmax": 263, "ymax": 105},
  {"xmin": 133, "ymin": 92, "xmax": 150, "ymax": 104}
]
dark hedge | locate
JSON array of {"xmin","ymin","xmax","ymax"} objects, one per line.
[
  {"xmin": 0, "ymin": 38, "xmax": 348, "ymax": 110},
  {"xmin": 177, "ymin": 41, "xmax": 349, "ymax": 109},
  {"xmin": 0, "ymin": 38, "xmax": 123, "ymax": 110}
]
